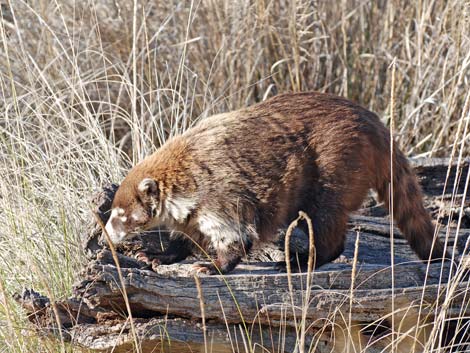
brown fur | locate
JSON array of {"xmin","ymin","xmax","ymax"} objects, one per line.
[{"xmin": 108, "ymin": 91, "xmax": 448, "ymax": 274}]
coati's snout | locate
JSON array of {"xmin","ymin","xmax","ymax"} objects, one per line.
[{"xmin": 104, "ymin": 178, "xmax": 160, "ymax": 244}]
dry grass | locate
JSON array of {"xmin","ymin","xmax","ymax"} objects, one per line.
[{"xmin": 0, "ymin": 0, "xmax": 469, "ymax": 352}]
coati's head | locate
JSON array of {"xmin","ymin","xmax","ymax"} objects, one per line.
[{"xmin": 104, "ymin": 177, "xmax": 161, "ymax": 244}]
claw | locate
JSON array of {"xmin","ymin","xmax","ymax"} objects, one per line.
[
  {"xmin": 191, "ymin": 262, "xmax": 217, "ymax": 275},
  {"xmin": 150, "ymin": 258, "xmax": 161, "ymax": 272},
  {"xmin": 196, "ymin": 267, "xmax": 211, "ymax": 274},
  {"xmin": 135, "ymin": 251, "xmax": 151, "ymax": 264}
]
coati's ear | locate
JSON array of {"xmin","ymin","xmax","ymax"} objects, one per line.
[{"xmin": 138, "ymin": 178, "xmax": 159, "ymax": 197}]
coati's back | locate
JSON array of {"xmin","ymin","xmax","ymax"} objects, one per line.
[
  {"xmin": 107, "ymin": 92, "xmax": 448, "ymax": 274},
  {"xmin": 184, "ymin": 93, "xmax": 390, "ymax": 231}
]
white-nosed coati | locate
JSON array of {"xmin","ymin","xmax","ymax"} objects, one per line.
[{"xmin": 105, "ymin": 92, "xmax": 448, "ymax": 274}]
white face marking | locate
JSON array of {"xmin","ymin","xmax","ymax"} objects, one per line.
[
  {"xmin": 111, "ymin": 208, "xmax": 125, "ymax": 217},
  {"xmin": 105, "ymin": 207, "xmax": 128, "ymax": 244},
  {"xmin": 165, "ymin": 196, "xmax": 197, "ymax": 223}
]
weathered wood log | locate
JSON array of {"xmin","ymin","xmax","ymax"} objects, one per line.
[
  {"xmin": 14, "ymin": 158, "xmax": 470, "ymax": 352},
  {"xmin": 15, "ymin": 256, "xmax": 470, "ymax": 352},
  {"xmin": 73, "ymin": 258, "xmax": 467, "ymax": 325},
  {"xmin": 411, "ymin": 157, "xmax": 470, "ymax": 196}
]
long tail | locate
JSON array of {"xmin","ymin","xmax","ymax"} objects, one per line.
[{"xmin": 376, "ymin": 148, "xmax": 448, "ymax": 261}]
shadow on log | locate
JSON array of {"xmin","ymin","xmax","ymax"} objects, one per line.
[{"xmin": 14, "ymin": 158, "xmax": 470, "ymax": 352}]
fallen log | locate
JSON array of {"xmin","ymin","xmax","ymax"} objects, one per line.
[{"xmin": 14, "ymin": 158, "xmax": 470, "ymax": 352}]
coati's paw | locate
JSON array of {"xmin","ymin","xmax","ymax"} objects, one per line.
[
  {"xmin": 135, "ymin": 251, "xmax": 152, "ymax": 265},
  {"xmin": 273, "ymin": 261, "xmax": 287, "ymax": 273},
  {"xmin": 273, "ymin": 260, "xmax": 307, "ymax": 273},
  {"xmin": 191, "ymin": 262, "xmax": 219, "ymax": 275},
  {"xmin": 136, "ymin": 251, "xmax": 183, "ymax": 271},
  {"xmin": 135, "ymin": 251, "xmax": 162, "ymax": 271},
  {"xmin": 150, "ymin": 258, "xmax": 161, "ymax": 272}
]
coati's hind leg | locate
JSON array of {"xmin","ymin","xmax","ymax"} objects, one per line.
[
  {"xmin": 312, "ymin": 217, "xmax": 347, "ymax": 268},
  {"xmin": 283, "ymin": 200, "xmax": 349, "ymax": 271}
]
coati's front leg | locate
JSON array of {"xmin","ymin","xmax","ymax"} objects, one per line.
[
  {"xmin": 136, "ymin": 236, "xmax": 193, "ymax": 270},
  {"xmin": 193, "ymin": 214, "xmax": 257, "ymax": 274},
  {"xmin": 193, "ymin": 238, "xmax": 253, "ymax": 275}
]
